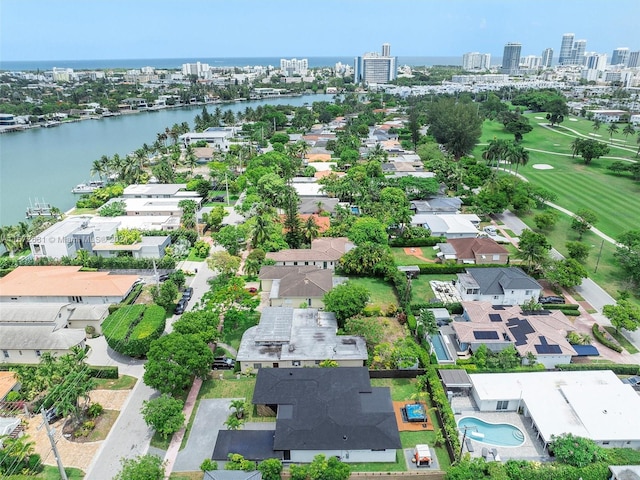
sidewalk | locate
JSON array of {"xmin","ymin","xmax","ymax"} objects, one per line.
[{"xmin": 163, "ymin": 377, "xmax": 203, "ymax": 478}]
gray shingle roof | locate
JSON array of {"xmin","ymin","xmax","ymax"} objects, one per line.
[{"xmin": 466, "ymin": 267, "xmax": 541, "ymax": 295}]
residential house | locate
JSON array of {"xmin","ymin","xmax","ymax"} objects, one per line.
[
  {"xmin": 92, "ymin": 235, "xmax": 171, "ymax": 258},
  {"xmin": 298, "ymin": 197, "xmax": 339, "ymax": 215},
  {"xmin": 30, "ymin": 216, "xmax": 179, "ymax": 260},
  {"xmin": 411, "ymin": 214, "xmax": 479, "ymax": 239},
  {"xmin": 212, "ymin": 368, "xmax": 401, "ymax": 463},
  {"xmin": 266, "ymin": 237, "xmax": 354, "ymax": 270},
  {"xmin": 122, "ymin": 183, "xmax": 190, "ymax": 198},
  {"xmin": 179, "ymin": 126, "xmax": 238, "ymax": 151},
  {"xmin": 258, "ymin": 266, "xmax": 346, "ymax": 308},
  {"xmin": 193, "ymin": 147, "xmax": 215, "ymax": 163},
  {"xmin": 452, "ymin": 302, "xmax": 576, "ymax": 368},
  {"xmin": 455, "ymin": 267, "xmax": 541, "ymax": 305},
  {"xmin": 105, "ymin": 197, "xmax": 202, "ymax": 217},
  {"xmin": 0, "ymin": 304, "xmax": 87, "ymax": 363},
  {"xmin": 467, "ymin": 371, "xmax": 640, "ymax": 449},
  {"xmin": 236, "ymin": 307, "xmax": 367, "ymax": 372},
  {"xmin": 437, "ymin": 238, "xmax": 509, "ymax": 264},
  {"xmin": 291, "ymin": 178, "xmax": 324, "ymax": 197},
  {"xmin": 410, "ymin": 197, "xmax": 463, "ymax": 215},
  {"xmin": 0, "ymin": 266, "xmax": 139, "ymax": 304}
]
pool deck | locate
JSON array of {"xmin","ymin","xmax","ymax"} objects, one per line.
[{"xmin": 451, "ymin": 396, "xmax": 549, "ymax": 462}]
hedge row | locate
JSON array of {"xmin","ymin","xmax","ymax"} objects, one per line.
[
  {"xmin": 0, "ymin": 364, "xmax": 118, "ymax": 379},
  {"xmin": 109, "ymin": 283, "xmax": 144, "ymax": 313},
  {"xmin": 411, "ymin": 301, "xmax": 463, "ymax": 315},
  {"xmin": 592, "ymin": 323, "xmax": 623, "ymax": 353},
  {"xmin": 27, "ymin": 254, "xmax": 176, "ymax": 270},
  {"xmin": 423, "ymin": 367, "xmax": 460, "ymax": 459},
  {"xmin": 556, "ymin": 363, "xmax": 640, "ymax": 375},
  {"xmin": 545, "ymin": 303, "xmax": 580, "ymax": 310},
  {"xmin": 389, "ymin": 236, "xmax": 447, "ymax": 247},
  {"xmin": 438, "ymin": 363, "xmax": 546, "ymax": 373},
  {"xmin": 103, "ymin": 305, "xmax": 166, "ymax": 358}
]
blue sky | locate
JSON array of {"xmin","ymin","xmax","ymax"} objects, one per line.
[{"xmin": 1, "ymin": 0, "xmax": 638, "ymax": 61}]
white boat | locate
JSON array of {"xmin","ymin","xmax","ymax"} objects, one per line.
[{"xmin": 71, "ymin": 180, "xmax": 104, "ymax": 194}]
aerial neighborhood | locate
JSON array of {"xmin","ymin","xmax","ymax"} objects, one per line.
[{"xmin": 1, "ymin": 36, "xmax": 640, "ymax": 480}]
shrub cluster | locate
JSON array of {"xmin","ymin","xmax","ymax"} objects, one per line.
[
  {"xmin": 422, "ymin": 368, "xmax": 460, "ymax": 458},
  {"xmin": 103, "ymin": 305, "xmax": 166, "ymax": 357},
  {"xmin": 35, "ymin": 254, "xmax": 176, "ymax": 270},
  {"xmin": 556, "ymin": 363, "xmax": 639, "ymax": 375},
  {"xmin": 592, "ymin": 323, "xmax": 623, "ymax": 353}
]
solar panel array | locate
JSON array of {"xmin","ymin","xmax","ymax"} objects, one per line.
[
  {"xmin": 534, "ymin": 335, "xmax": 562, "ymax": 354},
  {"xmin": 506, "ymin": 317, "xmax": 535, "ymax": 346},
  {"xmin": 489, "ymin": 313, "xmax": 502, "ymax": 322},
  {"xmin": 473, "ymin": 330, "xmax": 500, "ymax": 340}
]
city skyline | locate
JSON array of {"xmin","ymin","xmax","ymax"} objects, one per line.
[{"xmin": 1, "ymin": 0, "xmax": 638, "ymax": 62}]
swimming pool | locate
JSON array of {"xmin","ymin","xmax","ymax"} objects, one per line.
[
  {"xmin": 458, "ymin": 417, "xmax": 525, "ymax": 447},
  {"xmin": 430, "ymin": 333, "xmax": 453, "ymax": 363}
]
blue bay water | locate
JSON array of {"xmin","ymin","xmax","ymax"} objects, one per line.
[
  {"xmin": 0, "ymin": 56, "xmax": 462, "ymax": 71},
  {"xmin": 0, "ymin": 94, "xmax": 335, "ymax": 226}
]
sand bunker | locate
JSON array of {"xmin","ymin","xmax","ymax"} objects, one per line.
[{"xmin": 533, "ymin": 164, "xmax": 554, "ymax": 170}]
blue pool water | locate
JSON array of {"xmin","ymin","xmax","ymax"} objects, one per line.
[
  {"xmin": 405, "ymin": 403, "xmax": 426, "ymax": 421},
  {"xmin": 458, "ymin": 417, "xmax": 525, "ymax": 447},
  {"xmin": 430, "ymin": 334, "xmax": 452, "ymax": 362}
]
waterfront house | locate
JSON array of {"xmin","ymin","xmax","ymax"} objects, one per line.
[
  {"xmin": 212, "ymin": 367, "xmax": 400, "ymax": 463},
  {"xmin": 0, "ymin": 266, "xmax": 139, "ymax": 305},
  {"xmin": 179, "ymin": 126, "xmax": 238, "ymax": 151},
  {"xmin": 236, "ymin": 307, "xmax": 367, "ymax": 372}
]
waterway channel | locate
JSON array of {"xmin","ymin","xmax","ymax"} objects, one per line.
[{"xmin": 0, "ymin": 94, "xmax": 334, "ymax": 226}]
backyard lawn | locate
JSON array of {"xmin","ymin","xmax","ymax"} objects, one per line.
[
  {"xmin": 411, "ymin": 274, "xmax": 457, "ymax": 304},
  {"xmin": 349, "ymin": 277, "xmax": 398, "ymax": 311},
  {"xmin": 392, "ymin": 246, "xmax": 439, "ymax": 265}
]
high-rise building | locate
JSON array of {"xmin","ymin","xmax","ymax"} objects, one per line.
[
  {"xmin": 541, "ymin": 48, "xmax": 553, "ymax": 68},
  {"xmin": 182, "ymin": 62, "xmax": 210, "ymax": 77},
  {"xmin": 572, "ymin": 40, "xmax": 587, "ymax": 65},
  {"xmin": 501, "ymin": 42, "xmax": 522, "ymax": 75},
  {"xmin": 521, "ymin": 55, "xmax": 542, "ymax": 69},
  {"xmin": 354, "ymin": 43, "xmax": 397, "ymax": 84},
  {"xmin": 611, "ymin": 48, "xmax": 630, "ymax": 66},
  {"xmin": 628, "ymin": 51, "xmax": 640, "ymax": 68},
  {"xmin": 559, "ymin": 33, "xmax": 575, "ymax": 65},
  {"xmin": 462, "ymin": 52, "xmax": 491, "ymax": 71},
  {"xmin": 280, "ymin": 58, "xmax": 309, "ymax": 76},
  {"xmin": 584, "ymin": 52, "xmax": 607, "ymax": 71}
]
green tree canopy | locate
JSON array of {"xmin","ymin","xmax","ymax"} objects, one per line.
[
  {"xmin": 516, "ymin": 229, "xmax": 551, "ymax": 271},
  {"xmin": 114, "ymin": 454, "xmax": 165, "ymax": 480},
  {"xmin": 347, "ymin": 217, "xmax": 388, "ymax": 245},
  {"xmin": 141, "ymin": 394, "xmax": 185, "ymax": 439},
  {"xmin": 571, "ymin": 208, "xmax": 598, "ymax": 240},
  {"xmin": 323, "ymin": 282, "xmax": 370, "ymax": 328},
  {"xmin": 426, "ymin": 97, "xmax": 483, "ymax": 159},
  {"xmin": 603, "ymin": 299, "xmax": 640, "ymax": 333},
  {"xmin": 548, "ymin": 433, "xmax": 603, "ymax": 468},
  {"xmin": 143, "ymin": 333, "xmax": 214, "ymax": 396},
  {"xmin": 545, "ymin": 258, "xmax": 588, "ymax": 289}
]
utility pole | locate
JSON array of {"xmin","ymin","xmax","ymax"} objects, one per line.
[{"xmin": 40, "ymin": 408, "xmax": 69, "ymax": 480}]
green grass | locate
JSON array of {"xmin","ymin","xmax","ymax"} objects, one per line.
[
  {"xmin": 518, "ymin": 207, "xmax": 634, "ymax": 303},
  {"xmin": 150, "ymin": 430, "xmax": 172, "ymax": 450},
  {"xmin": 4, "ymin": 466, "xmax": 85, "ymax": 480},
  {"xmin": 410, "ymin": 274, "xmax": 457, "ymax": 303},
  {"xmin": 370, "ymin": 378, "xmax": 451, "ymax": 470},
  {"xmin": 348, "ymin": 449, "xmax": 408, "ymax": 472},
  {"xmin": 186, "ymin": 247, "xmax": 208, "ymax": 262},
  {"xmin": 93, "ymin": 374, "xmax": 137, "ymax": 390},
  {"xmin": 391, "ymin": 246, "xmax": 438, "ymax": 265},
  {"xmin": 199, "ymin": 371, "xmax": 256, "ymax": 402},
  {"xmin": 604, "ymin": 326, "xmax": 640, "ymax": 354},
  {"xmin": 169, "ymin": 473, "xmax": 204, "ymax": 480},
  {"xmin": 348, "ymin": 277, "xmax": 398, "ymax": 310}
]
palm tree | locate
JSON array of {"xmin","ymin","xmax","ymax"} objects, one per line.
[
  {"xmin": 622, "ymin": 123, "xmax": 636, "ymax": 140},
  {"xmin": 511, "ymin": 145, "xmax": 529, "ymax": 175},
  {"xmin": 91, "ymin": 159, "xmax": 106, "ymax": 181},
  {"xmin": 230, "ymin": 400, "xmax": 246, "ymax": 419},
  {"xmin": 608, "ymin": 122, "xmax": 619, "ymax": 144},
  {"xmin": 184, "ymin": 144, "xmax": 198, "ymax": 173},
  {"xmin": 302, "ymin": 216, "xmax": 320, "ymax": 244},
  {"xmin": 570, "ymin": 138, "xmax": 583, "ymax": 158},
  {"xmin": 592, "ymin": 118, "xmax": 602, "ymax": 132},
  {"xmin": 14, "ymin": 221, "xmax": 30, "ymax": 250}
]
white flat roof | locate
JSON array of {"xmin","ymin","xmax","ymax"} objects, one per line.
[{"xmin": 470, "ymin": 371, "xmax": 640, "ymax": 444}]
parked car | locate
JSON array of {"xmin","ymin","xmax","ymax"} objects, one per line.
[
  {"xmin": 158, "ymin": 273, "xmax": 170, "ymax": 282},
  {"xmin": 211, "ymin": 195, "xmax": 225, "ymax": 202},
  {"xmin": 213, "ymin": 356, "xmax": 235, "ymax": 370},
  {"xmin": 182, "ymin": 287, "xmax": 193, "ymax": 300},
  {"xmin": 539, "ymin": 296, "xmax": 565, "ymax": 304},
  {"xmin": 45, "ymin": 407, "xmax": 62, "ymax": 424},
  {"xmin": 246, "ymin": 287, "xmax": 258, "ymax": 294},
  {"xmin": 483, "ymin": 226, "xmax": 497, "ymax": 236},
  {"xmin": 174, "ymin": 298, "xmax": 188, "ymax": 315},
  {"xmin": 622, "ymin": 375, "xmax": 640, "ymax": 386}
]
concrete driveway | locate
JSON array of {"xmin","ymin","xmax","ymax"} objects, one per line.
[{"xmin": 173, "ymin": 398, "xmax": 234, "ymax": 471}]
